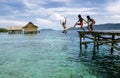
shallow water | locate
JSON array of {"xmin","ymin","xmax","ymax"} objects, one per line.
[{"xmin": 0, "ymin": 30, "xmax": 120, "ymax": 78}]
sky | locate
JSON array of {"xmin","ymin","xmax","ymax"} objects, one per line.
[{"xmin": 0, "ymin": 0, "xmax": 120, "ymax": 30}]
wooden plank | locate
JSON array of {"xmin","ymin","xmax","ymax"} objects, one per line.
[
  {"xmin": 84, "ymin": 35, "xmax": 94, "ymax": 40},
  {"xmin": 98, "ymin": 40, "xmax": 120, "ymax": 44},
  {"xmin": 81, "ymin": 40, "xmax": 120, "ymax": 44},
  {"xmin": 78, "ymin": 30, "xmax": 120, "ymax": 36},
  {"xmin": 105, "ymin": 44, "xmax": 120, "ymax": 51},
  {"xmin": 81, "ymin": 41, "xmax": 94, "ymax": 44}
]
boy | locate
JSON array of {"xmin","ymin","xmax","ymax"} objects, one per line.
[
  {"xmin": 72, "ymin": 14, "xmax": 87, "ymax": 31},
  {"xmin": 86, "ymin": 15, "xmax": 96, "ymax": 31}
]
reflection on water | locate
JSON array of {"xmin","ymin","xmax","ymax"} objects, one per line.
[
  {"xmin": 0, "ymin": 30, "xmax": 120, "ymax": 78},
  {"xmin": 79, "ymin": 45, "xmax": 120, "ymax": 78}
]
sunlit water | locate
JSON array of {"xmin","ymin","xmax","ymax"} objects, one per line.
[{"xmin": 0, "ymin": 30, "xmax": 120, "ymax": 78}]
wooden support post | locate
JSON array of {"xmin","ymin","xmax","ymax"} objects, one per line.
[
  {"xmin": 93, "ymin": 34, "xmax": 97, "ymax": 56},
  {"xmin": 80, "ymin": 34, "xmax": 82, "ymax": 52},
  {"xmin": 97, "ymin": 35, "xmax": 100, "ymax": 51},
  {"xmin": 111, "ymin": 34, "xmax": 115, "ymax": 55}
]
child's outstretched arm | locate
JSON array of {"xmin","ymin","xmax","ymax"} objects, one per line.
[{"xmin": 83, "ymin": 19, "xmax": 87, "ymax": 24}]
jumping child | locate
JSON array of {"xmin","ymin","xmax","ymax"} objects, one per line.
[
  {"xmin": 86, "ymin": 15, "xmax": 96, "ymax": 31},
  {"xmin": 72, "ymin": 14, "xmax": 87, "ymax": 31},
  {"xmin": 60, "ymin": 17, "xmax": 67, "ymax": 34}
]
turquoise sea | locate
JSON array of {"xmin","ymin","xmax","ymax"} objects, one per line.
[{"xmin": 0, "ymin": 30, "xmax": 120, "ymax": 78}]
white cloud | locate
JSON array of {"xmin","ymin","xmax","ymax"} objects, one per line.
[
  {"xmin": 0, "ymin": 19, "xmax": 27, "ymax": 27},
  {"xmin": 36, "ymin": 18, "xmax": 54, "ymax": 25},
  {"xmin": 36, "ymin": 18, "xmax": 61, "ymax": 30},
  {"xmin": 51, "ymin": 0, "xmax": 71, "ymax": 2},
  {"xmin": 111, "ymin": 15, "xmax": 120, "ymax": 19},
  {"xmin": 62, "ymin": 11, "xmax": 96, "ymax": 16},
  {"xmin": 106, "ymin": 0, "xmax": 120, "ymax": 14},
  {"xmin": 0, "ymin": 0, "xmax": 98, "ymax": 29},
  {"xmin": 23, "ymin": 0, "xmax": 46, "ymax": 9},
  {"xmin": 19, "ymin": 6, "xmax": 97, "ymax": 17},
  {"xmin": 49, "ymin": 13, "xmax": 65, "ymax": 20},
  {"xmin": 49, "ymin": 7, "xmax": 95, "ymax": 12},
  {"xmin": 0, "ymin": 6, "xmax": 97, "ymax": 29},
  {"xmin": 48, "ymin": 7, "xmax": 97, "ymax": 16}
]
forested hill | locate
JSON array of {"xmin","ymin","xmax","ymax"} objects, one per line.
[{"xmin": 94, "ymin": 23, "xmax": 120, "ymax": 30}]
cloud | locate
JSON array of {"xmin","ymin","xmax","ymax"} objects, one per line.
[
  {"xmin": 0, "ymin": 19, "xmax": 27, "ymax": 27},
  {"xmin": 49, "ymin": 7, "xmax": 95, "ymax": 12},
  {"xmin": 36, "ymin": 18, "xmax": 63, "ymax": 30},
  {"xmin": 49, "ymin": 13, "xmax": 65, "ymax": 20},
  {"xmin": 104, "ymin": 0, "xmax": 120, "ymax": 22},
  {"xmin": 18, "ymin": 6, "xmax": 97, "ymax": 20},
  {"xmin": 36, "ymin": 18, "xmax": 54, "ymax": 25},
  {"xmin": 51, "ymin": 0, "xmax": 71, "ymax": 2},
  {"xmin": 111, "ymin": 15, "xmax": 120, "ymax": 19},
  {"xmin": 23, "ymin": 0, "xmax": 46, "ymax": 9},
  {"xmin": 25, "ymin": 7, "xmax": 97, "ymax": 17},
  {"xmin": 0, "ymin": 0, "xmax": 100, "ymax": 29},
  {"xmin": 106, "ymin": 0, "xmax": 120, "ymax": 14},
  {"xmin": 48, "ymin": 7, "xmax": 97, "ymax": 16},
  {"xmin": 36, "ymin": 18, "xmax": 57, "ymax": 29}
]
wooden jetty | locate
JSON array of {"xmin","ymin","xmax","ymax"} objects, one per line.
[{"xmin": 78, "ymin": 30, "xmax": 120, "ymax": 55}]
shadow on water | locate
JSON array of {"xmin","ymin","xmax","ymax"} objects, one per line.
[{"xmin": 78, "ymin": 48, "xmax": 120, "ymax": 78}]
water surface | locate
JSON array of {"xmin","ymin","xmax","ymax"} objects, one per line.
[{"xmin": 0, "ymin": 30, "xmax": 120, "ymax": 78}]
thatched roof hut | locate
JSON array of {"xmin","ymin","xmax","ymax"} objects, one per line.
[
  {"xmin": 7, "ymin": 26, "xmax": 23, "ymax": 34},
  {"xmin": 23, "ymin": 22, "xmax": 38, "ymax": 34}
]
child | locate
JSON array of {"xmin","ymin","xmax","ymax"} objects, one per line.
[
  {"xmin": 72, "ymin": 14, "xmax": 87, "ymax": 31},
  {"xmin": 60, "ymin": 17, "xmax": 67, "ymax": 34},
  {"xmin": 86, "ymin": 15, "xmax": 96, "ymax": 31}
]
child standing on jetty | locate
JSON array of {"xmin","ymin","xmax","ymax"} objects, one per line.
[
  {"xmin": 86, "ymin": 15, "xmax": 96, "ymax": 31},
  {"xmin": 72, "ymin": 14, "xmax": 87, "ymax": 31},
  {"xmin": 60, "ymin": 17, "xmax": 67, "ymax": 34}
]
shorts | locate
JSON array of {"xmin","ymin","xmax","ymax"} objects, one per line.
[{"xmin": 77, "ymin": 22, "xmax": 83, "ymax": 27}]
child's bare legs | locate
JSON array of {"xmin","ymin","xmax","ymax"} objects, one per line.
[
  {"xmin": 81, "ymin": 27, "xmax": 85, "ymax": 31},
  {"xmin": 73, "ymin": 22, "xmax": 78, "ymax": 28},
  {"xmin": 87, "ymin": 23, "xmax": 93, "ymax": 31},
  {"xmin": 62, "ymin": 27, "xmax": 67, "ymax": 34},
  {"xmin": 89, "ymin": 23, "xmax": 93, "ymax": 31},
  {"xmin": 87, "ymin": 26, "xmax": 90, "ymax": 31}
]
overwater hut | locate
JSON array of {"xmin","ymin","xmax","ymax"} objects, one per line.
[
  {"xmin": 23, "ymin": 22, "xmax": 38, "ymax": 34},
  {"xmin": 7, "ymin": 26, "xmax": 23, "ymax": 34}
]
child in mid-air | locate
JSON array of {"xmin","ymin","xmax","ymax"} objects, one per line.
[
  {"xmin": 72, "ymin": 14, "xmax": 87, "ymax": 31},
  {"xmin": 60, "ymin": 17, "xmax": 67, "ymax": 34},
  {"xmin": 86, "ymin": 15, "xmax": 96, "ymax": 31}
]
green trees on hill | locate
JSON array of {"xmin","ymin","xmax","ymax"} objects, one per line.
[{"xmin": 0, "ymin": 28, "xmax": 8, "ymax": 32}]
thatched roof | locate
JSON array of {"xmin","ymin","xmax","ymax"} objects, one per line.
[
  {"xmin": 7, "ymin": 26, "xmax": 23, "ymax": 30},
  {"xmin": 23, "ymin": 22, "xmax": 38, "ymax": 28}
]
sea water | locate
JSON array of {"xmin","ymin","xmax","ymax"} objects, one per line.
[{"xmin": 0, "ymin": 30, "xmax": 120, "ymax": 78}]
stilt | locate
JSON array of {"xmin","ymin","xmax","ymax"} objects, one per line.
[
  {"xmin": 111, "ymin": 34, "xmax": 115, "ymax": 55},
  {"xmin": 93, "ymin": 34, "xmax": 97, "ymax": 53},
  {"xmin": 80, "ymin": 34, "xmax": 83, "ymax": 52},
  {"xmin": 97, "ymin": 35, "xmax": 100, "ymax": 50}
]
